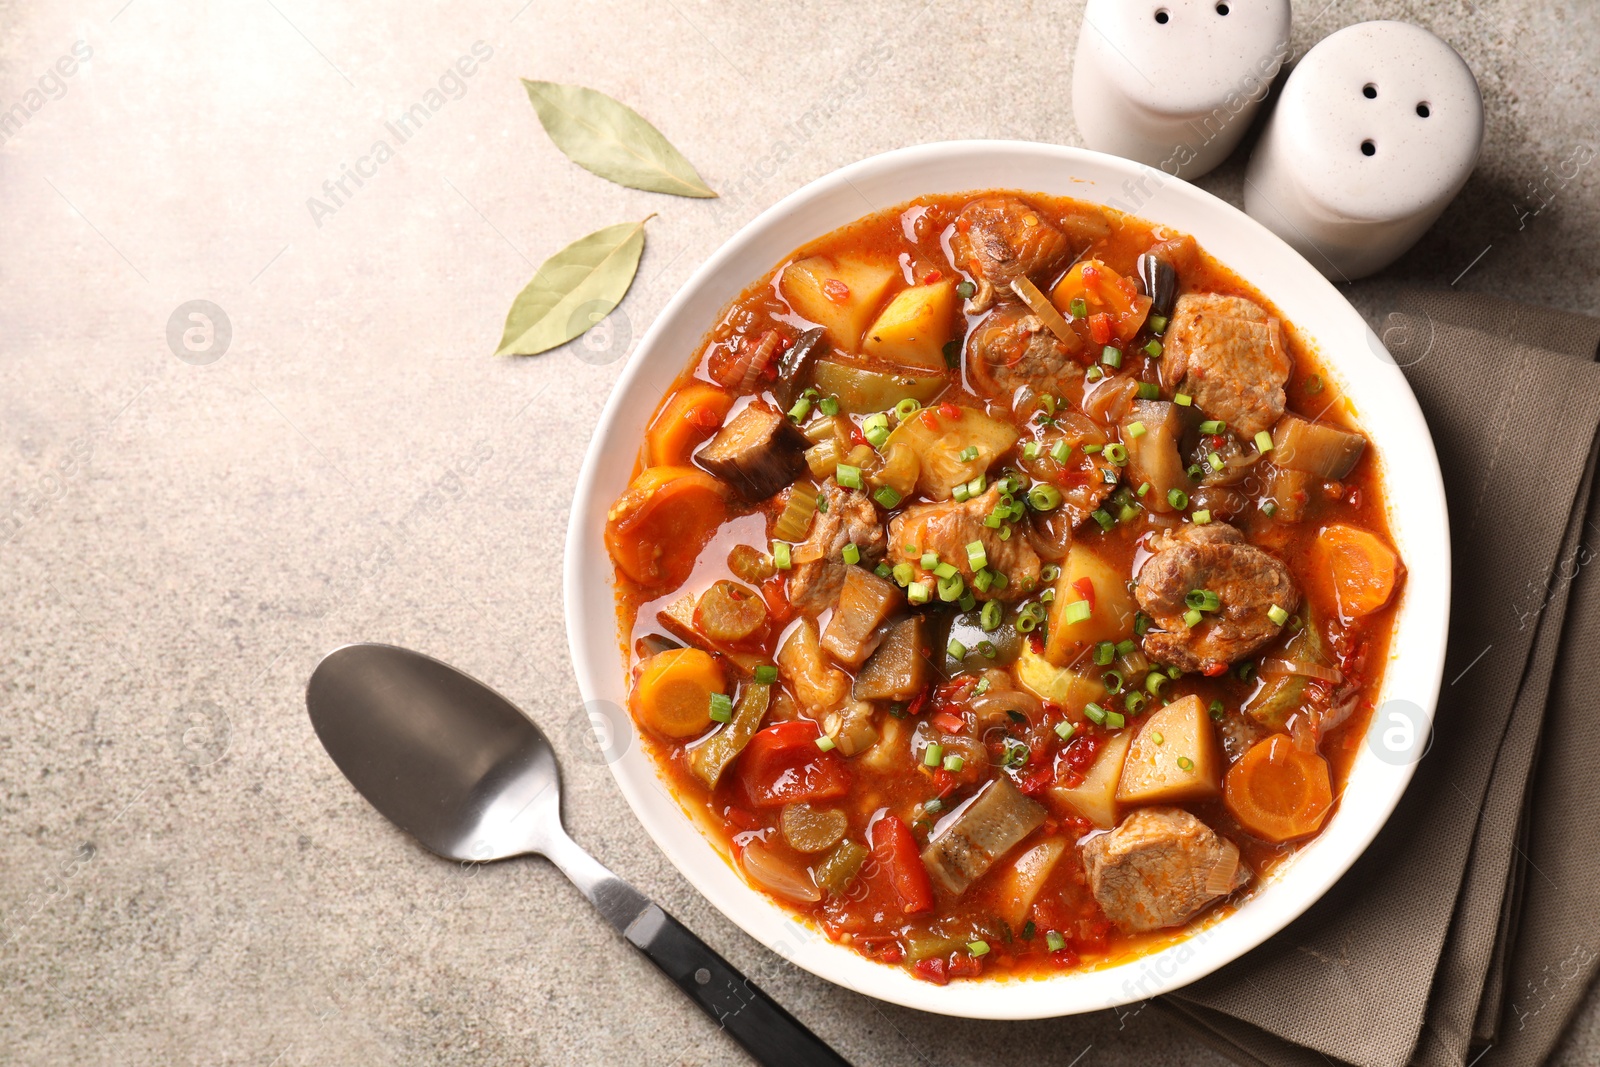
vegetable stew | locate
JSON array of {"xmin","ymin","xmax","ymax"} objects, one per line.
[{"xmin": 605, "ymin": 191, "xmax": 1403, "ymax": 983}]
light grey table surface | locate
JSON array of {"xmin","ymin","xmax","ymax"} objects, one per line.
[{"xmin": 3, "ymin": 1, "xmax": 1597, "ymax": 1064}]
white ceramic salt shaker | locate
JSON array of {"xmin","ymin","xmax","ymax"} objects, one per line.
[
  {"xmin": 1244, "ymin": 21, "xmax": 1484, "ymax": 280},
  {"xmin": 1072, "ymin": 0, "xmax": 1291, "ymax": 179}
]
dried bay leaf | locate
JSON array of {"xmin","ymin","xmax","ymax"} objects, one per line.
[
  {"xmin": 495, "ymin": 218, "xmax": 650, "ymax": 357},
  {"xmin": 522, "ymin": 80, "xmax": 716, "ymax": 198}
]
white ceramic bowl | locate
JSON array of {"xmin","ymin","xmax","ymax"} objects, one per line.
[{"xmin": 563, "ymin": 141, "xmax": 1450, "ymax": 1019}]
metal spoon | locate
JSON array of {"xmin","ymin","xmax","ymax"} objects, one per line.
[{"xmin": 306, "ymin": 643, "xmax": 851, "ymax": 1067}]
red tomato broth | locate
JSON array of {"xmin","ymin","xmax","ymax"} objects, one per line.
[{"xmin": 607, "ymin": 190, "xmax": 1401, "ymax": 983}]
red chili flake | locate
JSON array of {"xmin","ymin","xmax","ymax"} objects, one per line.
[
  {"xmin": 1089, "ymin": 313, "xmax": 1113, "ymax": 346},
  {"xmin": 877, "ymin": 942, "xmax": 905, "ymax": 964},
  {"xmin": 914, "ymin": 957, "xmax": 949, "ymax": 985},
  {"xmin": 1016, "ymin": 763, "xmax": 1054, "ymax": 797},
  {"xmin": 1211, "ymin": 434, "xmax": 1227, "ymax": 449},
  {"xmin": 1082, "ymin": 265, "xmax": 1101, "ymax": 285},
  {"xmin": 932, "ymin": 769, "xmax": 959, "ymax": 798},
  {"xmin": 931, "ymin": 711, "xmax": 966, "ymax": 735},
  {"xmin": 923, "ymin": 269, "xmax": 943, "ymax": 284},
  {"xmin": 848, "ymin": 424, "xmax": 868, "ymax": 447},
  {"xmin": 938, "ymin": 401, "xmax": 962, "ymax": 420},
  {"xmin": 1028, "ymin": 633, "xmax": 1045, "ymax": 655},
  {"xmin": 1072, "ymin": 577, "xmax": 1097, "ymax": 608},
  {"xmin": 906, "ymin": 687, "xmax": 931, "ymax": 718},
  {"xmin": 822, "ymin": 279, "xmax": 851, "ymax": 304},
  {"xmin": 1203, "ymin": 662, "xmax": 1229, "ymax": 677}
]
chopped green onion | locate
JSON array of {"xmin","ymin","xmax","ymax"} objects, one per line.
[
  {"xmin": 981, "ymin": 600, "xmax": 1002, "ymax": 631},
  {"xmin": 1167, "ymin": 488, "xmax": 1189, "ymax": 509},
  {"xmin": 1305, "ymin": 374, "xmax": 1324, "ymax": 395},
  {"xmin": 1200, "ymin": 419, "xmax": 1227, "ymax": 435},
  {"xmin": 1152, "ymin": 731, "xmax": 1165, "ymax": 745},
  {"xmin": 1023, "ymin": 441, "xmax": 1041, "ymax": 459},
  {"xmin": 1143, "ymin": 339, "xmax": 1163, "ymax": 358},
  {"xmin": 943, "ymin": 754, "xmax": 966, "ymax": 773},
  {"xmin": 924, "ymin": 742, "xmax": 944, "ymax": 767},
  {"xmin": 959, "ymin": 592, "xmax": 976, "ymax": 612},
  {"xmin": 787, "ymin": 397, "xmax": 812, "ymax": 421},
  {"xmin": 892, "ymin": 561, "xmax": 914, "ymax": 586},
  {"xmin": 1209, "ymin": 699, "xmax": 1225, "ymax": 721},
  {"xmin": 753, "ymin": 665, "xmax": 779, "ymax": 684},
  {"xmin": 967, "ymin": 474, "xmax": 986, "ymax": 496},
  {"xmin": 982, "ymin": 509, "xmax": 1003, "ymax": 530},
  {"xmin": 1192, "ymin": 509, "xmax": 1212, "ymax": 525},
  {"xmin": 966, "ymin": 540, "xmax": 988, "ymax": 571},
  {"xmin": 958, "ymin": 445, "xmax": 980, "ymax": 462},
  {"xmin": 1183, "ymin": 608, "xmax": 1203, "ymax": 628},
  {"xmin": 923, "ymin": 797, "xmax": 944, "ymax": 815},
  {"xmin": 933, "ymin": 561, "xmax": 958, "ymax": 580},
  {"xmin": 1137, "ymin": 482, "xmax": 1150, "ymax": 497},
  {"xmin": 842, "ymin": 543, "xmax": 861, "ymax": 566},
  {"xmin": 1207, "ymin": 451, "xmax": 1224, "ymax": 472},
  {"xmin": 1186, "ymin": 589, "xmax": 1221, "ymax": 612},
  {"xmin": 1255, "ymin": 429, "xmax": 1275, "ymax": 453},
  {"xmin": 1103, "ymin": 443, "xmax": 1128, "ymax": 465},
  {"xmin": 1049, "ymin": 439, "xmax": 1072, "ymax": 464},
  {"xmin": 1063, "ymin": 599, "xmax": 1093, "ymax": 625},
  {"xmin": 1149, "ymin": 314, "xmax": 1168, "ymax": 334},
  {"xmin": 1174, "ymin": 392, "xmax": 1193, "ymax": 406},
  {"xmin": 863, "ymin": 418, "xmax": 890, "ymax": 450},
  {"xmin": 1103, "ymin": 670, "xmax": 1124, "ymax": 695},
  {"xmin": 938, "ymin": 574, "xmax": 965, "ymax": 602},
  {"xmin": 1101, "ymin": 345, "xmax": 1122, "ymax": 367},
  {"xmin": 1094, "ymin": 641, "xmax": 1116, "ymax": 666},
  {"xmin": 1126, "ymin": 420, "xmax": 1147, "ymax": 439},
  {"xmin": 1262, "ymin": 501, "xmax": 1279, "ymax": 518},
  {"xmin": 1237, "ymin": 660, "xmax": 1256, "ymax": 682},
  {"xmin": 973, "ymin": 568, "xmax": 995, "ymax": 594},
  {"xmin": 1040, "ymin": 588, "xmax": 1055, "ymax": 603},
  {"xmin": 1055, "ymin": 720, "xmax": 1077, "ymax": 741},
  {"xmin": 894, "ymin": 397, "xmax": 921, "ymax": 420},
  {"xmin": 1177, "ymin": 756, "xmax": 1194, "ymax": 771},
  {"xmin": 907, "ymin": 580, "xmax": 932, "ymax": 605},
  {"xmin": 814, "ymin": 397, "xmax": 838, "ymax": 417},
  {"xmin": 1028, "ymin": 484, "xmax": 1063, "ymax": 511},
  {"xmin": 873, "ymin": 486, "xmax": 902, "ymax": 509},
  {"xmin": 1137, "ymin": 381, "xmax": 1160, "ymax": 400},
  {"xmin": 1042, "ymin": 395, "xmax": 1057, "ymax": 416},
  {"xmin": 709, "ymin": 692, "xmax": 734, "ymax": 722},
  {"xmin": 1134, "ymin": 612, "xmax": 1151, "ymax": 636},
  {"xmin": 943, "ymin": 339, "xmax": 962, "ymax": 368},
  {"xmin": 1091, "ymin": 508, "xmax": 1113, "ymax": 532},
  {"xmin": 1124, "ymin": 691, "xmax": 1147, "ymax": 714},
  {"xmin": 952, "ymin": 481, "xmax": 971, "ymax": 503},
  {"xmin": 836, "ymin": 464, "xmax": 863, "ymax": 489},
  {"xmin": 1070, "ymin": 297, "xmax": 1088, "ymax": 319},
  {"xmin": 772, "ymin": 542, "xmax": 792, "ymax": 570},
  {"xmin": 1084, "ymin": 702, "xmax": 1107, "ymax": 725},
  {"xmin": 1022, "ymin": 921, "xmax": 1037, "ymax": 941},
  {"xmin": 919, "ymin": 550, "xmax": 939, "ymax": 570},
  {"xmin": 814, "ymin": 735, "xmax": 835, "ymax": 752},
  {"xmin": 956, "ymin": 280, "xmax": 977, "ymax": 300},
  {"xmin": 947, "ymin": 638, "xmax": 967, "ymax": 660},
  {"xmin": 1268, "ymin": 603, "xmax": 1289, "ymax": 626},
  {"xmin": 1116, "ymin": 638, "xmax": 1135, "ymax": 656},
  {"xmin": 967, "ymin": 940, "xmax": 990, "ymax": 958},
  {"xmin": 1046, "ymin": 930, "xmax": 1066, "ymax": 952},
  {"xmin": 1040, "ymin": 564, "xmax": 1061, "ymax": 582},
  {"xmin": 1086, "ymin": 365, "xmax": 1104, "ymax": 382},
  {"xmin": 1146, "ymin": 672, "xmax": 1167, "ymax": 696},
  {"xmin": 1106, "ymin": 711, "xmax": 1126, "ymax": 729}
]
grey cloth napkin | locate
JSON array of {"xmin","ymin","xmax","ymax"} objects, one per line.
[{"xmin": 1155, "ymin": 290, "xmax": 1600, "ymax": 1067}]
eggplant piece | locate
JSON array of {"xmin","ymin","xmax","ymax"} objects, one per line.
[
  {"xmin": 1269, "ymin": 414, "xmax": 1366, "ymax": 480},
  {"xmin": 633, "ymin": 633, "xmax": 683, "ymax": 659},
  {"xmin": 1263, "ymin": 463, "xmax": 1314, "ymax": 522},
  {"xmin": 1122, "ymin": 400, "xmax": 1187, "ymax": 514},
  {"xmin": 820, "ymin": 567, "xmax": 900, "ymax": 668},
  {"xmin": 920, "ymin": 776, "xmax": 1047, "ymax": 896},
  {"xmin": 696, "ymin": 400, "xmax": 810, "ymax": 501},
  {"xmin": 772, "ymin": 327, "xmax": 827, "ymax": 410},
  {"xmin": 1137, "ymin": 252, "xmax": 1180, "ymax": 320},
  {"xmin": 852, "ymin": 615, "xmax": 929, "ymax": 701}
]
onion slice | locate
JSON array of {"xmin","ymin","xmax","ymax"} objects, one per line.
[{"xmin": 1259, "ymin": 657, "xmax": 1344, "ymax": 684}]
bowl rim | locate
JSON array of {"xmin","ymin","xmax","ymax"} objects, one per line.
[{"xmin": 563, "ymin": 139, "xmax": 1450, "ymax": 1019}]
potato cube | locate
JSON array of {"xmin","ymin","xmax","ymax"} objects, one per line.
[
  {"xmin": 779, "ymin": 255, "xmax": 899, "ymax": 353},
  {"xmin": 1116, "ymin": 695, "xmax": 1222, "ymax": 805},
  {"xmin": 1050, "ymin": 729, "xmax": 1131, "ymax": 829},
  {"xmin": 1044, "ymin": 544, "xmax": 1138, "ymax": 664},
  {"xmin": 861, "ymin": 280, "xmax": 958, "ymax": 370}
]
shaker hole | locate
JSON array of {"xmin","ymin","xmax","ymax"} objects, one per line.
[
  {"xmin": 1216, "ymin": 2, "xmax": 1230, "ymax": 13},
  {"xmin": 1361, "ymin": 140, "xmax": 1377, "ymax": 157},
  {"xmin": 1155, "ymin": 9, "xmax": 1170, "ymax": 23},
  {"xmin": 1417, "ymin": 102, "xmax": 1432, "ymax": 118},
  {"xmin": 1363, "ymin": 84, "xmax": 1378, "ymax": 99}
]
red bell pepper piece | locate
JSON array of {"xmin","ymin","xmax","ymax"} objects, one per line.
[{"xmin": 737, "ymin": 721, "xmax": 851, "ymax": 808}]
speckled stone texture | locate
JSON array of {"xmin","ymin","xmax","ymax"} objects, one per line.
[{"xmin": 1, "ymin": 1, "xmax": 1596, "ymax": 1065}]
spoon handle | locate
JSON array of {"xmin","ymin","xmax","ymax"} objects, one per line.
[
  {"xmin": 540, "ymin": 827, "xmax": 851, "ymax": 1067},
  {"xmin": 623, "ymin": 902, "xmax": 854, "ymax": 1067}
]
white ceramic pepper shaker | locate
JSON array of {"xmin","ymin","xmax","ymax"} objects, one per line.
[
  {"xmin": 1244, "ymin": 21, "xmax": 1484, "ymax": 280},
  {"xmin": 1072, "ymin": 0, "xmax": 1291, "ymax": 179}
]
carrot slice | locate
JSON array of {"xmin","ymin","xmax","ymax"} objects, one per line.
[
  {"xmin": 1223, "ymin": 735, "xmax": 1333, "ymax": 843},
  {"xmin": 604, "ymin": 466, "xmax": 729, "ymax": 588},
  {"xmin": 1313, "ymin": 523, "xmax": 1402, "ymax": 618},
  {"xmin": 630, "ymin": 648, "xmax": 725, "ymax": 739},
  {"xmin": 645, "ymin": 383, "xmax": 733, "ymax": 467}
]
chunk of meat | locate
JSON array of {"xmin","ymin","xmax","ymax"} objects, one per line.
[
  {"xmin": 1082, "ymin": 807, "xmax": 1250, "ymax": 932},
  {"xmin": 966, "ymin": 305, "xmax": 1085, "ymax": 401},
  {"xmin": 1164, "ymin": 293, "xmax": 1291, "ymax": 439},
  {"xmin": 888, "ymin": 486, "xmax": 1041, "ymax": 601},
  {"xmin": 949, "ymin": 197, "xmax": 1075, "ymax": 312},
  {"xmin": 788, "ymin": 482, "xmax": 886, "ymax": 614},
  {"xmin": 1135, "ymin": 523, "xmax": 1299, "ymax": 673}
]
